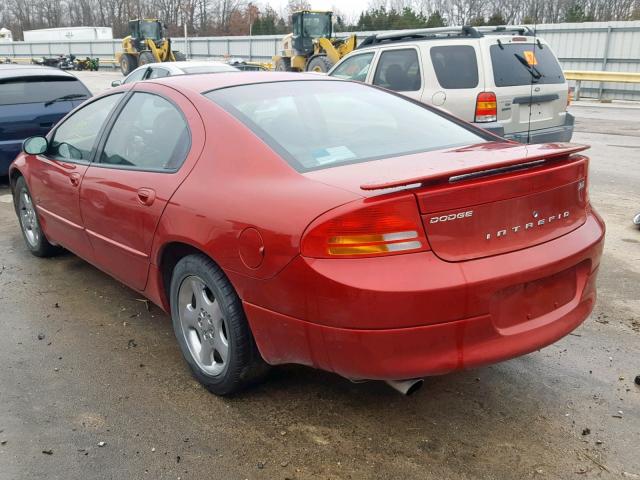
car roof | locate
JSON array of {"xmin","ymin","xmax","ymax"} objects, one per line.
[
  {"xmin": 130, "ymin": 60, "xmax": 235, "ymax": 72},
  {"xmin": 0, "ymin": 65, "xmax": 77, "ymax": 80},
  {"xmin": 151, "ymin": 71, "xmax": 340, "ymax": 94}
]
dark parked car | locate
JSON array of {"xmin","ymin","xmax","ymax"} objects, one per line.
[{"xmin": 0, "ymin": 65, "xmax": 91, "ymax": 174}]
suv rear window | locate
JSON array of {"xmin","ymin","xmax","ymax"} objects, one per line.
[
  {"xmin": 430, "ymin": 46, "xmax": 479, "ymax": 89},
  {"xmin": 490, "ymin": 43, "xmax": 565, "ymax": 87},
  {"xmin": 205, "ymin": 81, "xmax": 486, "ymax": 172},
  {"xmin": 0, "ymin": 76, "xmax": 90, "ymax": 105}
]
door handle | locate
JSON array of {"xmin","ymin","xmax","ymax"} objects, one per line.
[
  {"xmin": 69, "ymin": 172, "xmax": 81, "ymax": 187},
  {"xmin": 137, "ymin": 188, "xmax": 156, "ymax": 206}
]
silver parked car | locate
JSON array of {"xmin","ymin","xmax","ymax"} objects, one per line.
[
  {"xmin": 329, "ymin": 25, "xmax": 573, "ymax": 144},
  {"xmin": 111, "ymin": 60, "xmax": 239, "ymax": 87}
]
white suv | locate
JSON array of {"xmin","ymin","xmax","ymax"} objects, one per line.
[{"xmin": 328, "ymin": 25, "xmax": 573, "ymax": 143}]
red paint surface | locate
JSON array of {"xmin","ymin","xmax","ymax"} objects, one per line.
[{"xmin": 10, "ymin": 73, "xmax": 605, "ymax": 382}]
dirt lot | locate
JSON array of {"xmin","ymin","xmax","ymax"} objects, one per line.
[{"xmin": 0, "ymin": 73, "xmax": 638, "ymax": 479}]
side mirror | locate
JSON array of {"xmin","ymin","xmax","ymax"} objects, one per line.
[
  {"xmin": 111, "ymin": 80, "xmax": 122, "ymax": 87},
  {"xmin": 23, "ymin": 136, "xmax": 48, "ymax": 155}
]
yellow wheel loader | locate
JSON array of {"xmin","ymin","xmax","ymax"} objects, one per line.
[
  {"xmin": 273, "ymin": 11, "xmax": 356, "ymax": 73},
  {"xmin": 116, "ymin": 19, "xmax": 186, "ymax": 75}
]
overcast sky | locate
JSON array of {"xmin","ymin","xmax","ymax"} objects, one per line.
[{"xmin": 263, "ymin": 1, "xmax": 371, "ymax": 21}]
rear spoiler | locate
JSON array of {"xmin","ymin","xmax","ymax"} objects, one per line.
[{"xmin": 360, "ymin": 143, "xmax": 589, "ymax": 191}]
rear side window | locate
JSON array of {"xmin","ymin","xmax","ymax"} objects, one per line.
[
  {"xmin": 490, "ymin": 43, "xmax": 565, "ymax": 86},
  {"xmin": 99, "ymin": 92, "xmax": 190, "ymax": 171},
  {"xmin": 205, "ymin": 81, "xmax": 485, "ymax": 172},
  {"xmin": 373, "ymin": 49, "xmax": 421, "ymax": 92},
  {"xmin": 330, "ymin": 53, "xmax": 374, "ymax": 82},
  {"xmin": 0, "ymin": 76, "xmax": 90, "ymax": 105},
  {"xmin": 430, "ymin": 46, "xmax": 479, "ymax": 89}
]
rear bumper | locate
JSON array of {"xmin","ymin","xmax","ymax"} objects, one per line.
[
  {"xmin": 472, "ymin": 113, "xmax": 575, "ymax": 144},
  {"xmin": 242, "ymin": 211, "xmax": 605, "ymax": 381}
]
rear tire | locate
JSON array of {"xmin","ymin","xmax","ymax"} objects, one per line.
[
  {"xmin": 173, "ymin": 51, "xmax": 186, "ymax": 61},
  {"xmin": 170, "ymin": 254, "xmax": 268, "ymax": 396},
  {"xmin": 306, "ymin": 55, "xmax": 333, "ymax": 73},
  {"xmin": 138, "ymin": 51, "xmax": 155, "ymax": 67},
  {"xmin": 275, "ymin": 58, "xmax": 292, "ymax": 72},
  {"xmin": 13, "ymin": 177, "xmax": 60, "ymax": 258},
  {"xmin": 120, "ymin": 54, "xmax": 137, "ymax": 75}
]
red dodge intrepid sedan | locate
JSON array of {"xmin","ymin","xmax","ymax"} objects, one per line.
[{"xmin": 10, "ymin": 72, "xmax": 605, "ymax": 395}]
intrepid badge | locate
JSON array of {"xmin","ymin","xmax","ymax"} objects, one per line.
[{"xmin": 485, "ymin": 211, "xmax": 571, "ymax": 240}]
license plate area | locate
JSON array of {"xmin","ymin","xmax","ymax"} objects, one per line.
[{"xmin": 491, "ymin": 265, "xmax": 579, "ymax": 331}]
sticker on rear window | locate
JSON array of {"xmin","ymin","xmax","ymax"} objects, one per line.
[
  {"xmin": 523, "ymin": 51, "xmax": 538, "ymax": 65},
  {"xmin": 312, "ymin": 146, "xmax": 357, "ymax": 165}
]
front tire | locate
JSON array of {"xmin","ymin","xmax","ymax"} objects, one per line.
[
  {"xmin": 275, "ymin": 58, "xmax": 292, "ymax": 71},
  {"xmin": 138, "ymin": 51, "xmax": 156, "ymax": 67},
  {"xmin": 13, "ymin": 177, "xmax": 60, "ymax": 257},
  {"xmin": 120, "ymin": 54, "xmax": 137, "ymax": 75},
  {"xmin": 306, "ymin": 55, "xmax": 333, "ymax": 73},
  {"xmin": 170, "ymin": 254, "xmax": 268, "ymax": 395}
]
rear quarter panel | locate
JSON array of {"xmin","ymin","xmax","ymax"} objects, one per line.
[{"xmin": 150, "ymin": 98, "xmax": 361, "ymax": 287}]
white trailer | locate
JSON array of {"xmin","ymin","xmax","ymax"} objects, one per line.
[{"xmin": 23, "ymin": 27, "xmax": 113, "ymax": 42}]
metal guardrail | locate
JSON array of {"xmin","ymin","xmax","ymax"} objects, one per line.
[{"xmin": 564, "ymin": 70, "xmax": 640, "ymax": 100}]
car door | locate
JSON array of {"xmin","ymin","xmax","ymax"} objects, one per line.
[
  {"xmin": 26, "ymin": 93, "xmax": 124, "ymax": 260},
  {"xmin": 79, "ymin": 83, "xmax": 204, "ymax": 291},
  {"xmin": 371, "ymin": 47, "xmax": 423, "ymax": 101}
]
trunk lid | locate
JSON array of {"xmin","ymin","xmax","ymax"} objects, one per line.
[{"xmin": 305, "ymin": 141, "xmax": 589, "ymax": 262}]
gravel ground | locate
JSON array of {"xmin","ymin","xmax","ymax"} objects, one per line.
[{"xmin": 0, "ymin": 75, "xmax": 638, "ymax": 479}]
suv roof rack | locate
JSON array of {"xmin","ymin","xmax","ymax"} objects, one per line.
[{"xmin": 357, "ymin": 25, "xmax": 536, "ymax": 49}]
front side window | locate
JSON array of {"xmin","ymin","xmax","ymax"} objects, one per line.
[
  {"xmin": 148, "ymin": 68, "xmax": 170, "ymax": 79},
  {"xmin": 99, "ymin": 92, "xmax": 190, "ymax": 171},
  {"xmin": 430, "ymin": 45, "xmax": 479, "ymax": 89},
  {"xmin": 373, "ymin": 49, "xmax": 421, "ymax": 92},
  {"xmin": 330, "ymin": 53, "xmax": 375, "ymax": 82},
  {"xmin": 49, "ymin": 93, "xmax": 123, "ymax": 161},
  {"xmin": 205, "ymin": 81, "xmax": 485, "ymax": 172}
]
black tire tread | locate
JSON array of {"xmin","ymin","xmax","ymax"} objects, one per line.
[{"xmin": 170, "ymin": 254, "xmax": 268, "ymax": 396}]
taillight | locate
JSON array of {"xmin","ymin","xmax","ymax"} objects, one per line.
[
  {"xmin": 301, "ymin": 195, "xmax": 429, "ymax": 259},
  {"xmin": 567, "ymin": 86, "xmax": 573, "ymax": 107},
  {"xmin": 475, "ymin": 92, "xmax": 497, "ymax": 123}
]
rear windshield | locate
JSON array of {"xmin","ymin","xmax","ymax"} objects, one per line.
[
  {"xmin": 490, "ymin": 43, "xmax": 565, "ymax": 87},
  {"xmin": 205, "ymin": 81, "xmax": 486, "ymax": 171},
  {"xmin": 181, "ymin": 65, "xmax": 237, "ymax": 74},
  {"xmin": 0, "ymin": 76, "xmax": 90, "ymax": 105}
]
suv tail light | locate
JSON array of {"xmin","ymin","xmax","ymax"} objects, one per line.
[
  {"xmin": 475, "ymin": 92, "xmax": 497, "ymax": 123},
  {"xmin": 301, "ymin": 195, "xmax": 429, "ymax": 259}
]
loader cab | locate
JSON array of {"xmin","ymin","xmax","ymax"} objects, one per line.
[
  {"xmin": 292, "ymin": 11, "xmax": 332, "ymax": 55},
  {"xmin": 129, "ymin": 19, "xmax": 163, "ymax": 49}
]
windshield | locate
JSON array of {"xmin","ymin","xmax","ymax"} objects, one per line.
[
  {"xmin": 303, "ymin": 13, "xmax": 331, "ymax": 38},
  {"xmin": 140, "ymin": 21, "xmax": 161, "ymax": 39},
  {"xmin": 490, "ymin": 43, "xmax": 564, "ymax": 87},
  {"xmin": 205, "ymin": 81, "xmax": 486, "ymax": 172},
  {"xmin": 0, "ymin": 76, "xmax": 90, "ymax": 105}
]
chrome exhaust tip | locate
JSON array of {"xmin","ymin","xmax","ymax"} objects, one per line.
[{"xmin": 385, "ymin": 378, "xmax": 424, "ymax": 395}]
